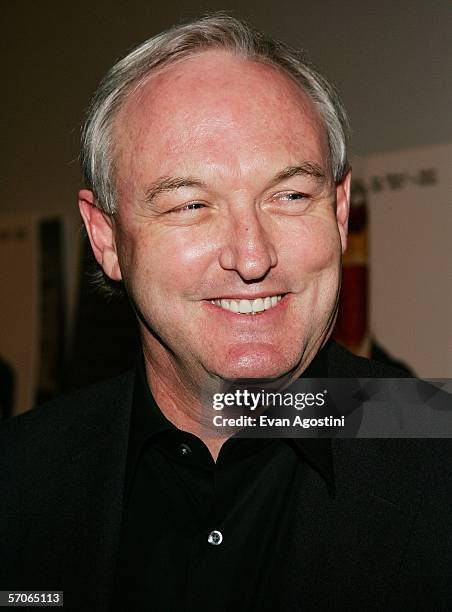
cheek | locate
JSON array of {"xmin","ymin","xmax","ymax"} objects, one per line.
[
  {"xmin": 282, "ymin": 218, "xmax": 341, "ymax": 275},
  {"xmin": 118, "ymin": 226, "xmax": 217, "ymax": 299}
]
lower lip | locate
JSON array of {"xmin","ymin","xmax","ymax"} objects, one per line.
[{"xmin": 203, "ymin": 294, "xmax": 290, "ymax": 321}]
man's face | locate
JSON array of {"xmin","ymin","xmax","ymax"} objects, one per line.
[{"xmin": 94, "ymin": 51, "xmax": 349, "ymax": 383}]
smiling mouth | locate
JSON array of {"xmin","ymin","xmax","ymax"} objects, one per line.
[{"xmin": 209, "ymin": 294, "xmax": 285, "ymax": 315}]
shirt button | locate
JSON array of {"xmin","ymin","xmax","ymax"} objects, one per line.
[
  {"xmin": 178, "ymin": 443, "xmax": 192, "ymax": 457},
  {"xmin": 208, "ymin": 530, "xmax": 223, "ymax": 546}
]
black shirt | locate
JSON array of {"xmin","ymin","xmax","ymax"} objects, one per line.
[{"xmin": 112, "ymin": 350, "xmax": 334, "ymax": 612}]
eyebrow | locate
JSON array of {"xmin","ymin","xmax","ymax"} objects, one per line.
[
  {"xmin": 144, "ymin": 177, "xmax": 204, "ymax": 206},
  {"xmin": 268, "ymin": 162, "xmax": 327, "ymax": 187},
  {"xmin": 143, "ymin": 162, "xmax": 327, "ymax": 206}
]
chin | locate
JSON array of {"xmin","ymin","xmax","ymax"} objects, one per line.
[{"xmin": 211, "ymin": 344, "xmax": 299, "ymax": 381}]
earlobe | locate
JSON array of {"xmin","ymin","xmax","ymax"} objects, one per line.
[
  {"xmin": 78, "ymin": 189, "xmax": 122, "ymax": 281},
  {"xmin": 336, "ymin": 169, "xmax": 352, "ymax": 254}
]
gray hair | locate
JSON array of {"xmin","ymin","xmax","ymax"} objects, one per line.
[{"xmin": 81, "ymin": 12, "xmax": 350, "ymax": 216}]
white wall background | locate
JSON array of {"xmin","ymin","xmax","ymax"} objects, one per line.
[{"xmin": 353, "ymin": 142, "xmax": 452, "ymax": 377}]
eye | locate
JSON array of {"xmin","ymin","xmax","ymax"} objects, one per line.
[
  {"xmin": 267, "ymin": 190, "xmax": 311, "ymax": 215},
  {"xmin": 277, "ymin": 191, "xmax": 307, "ymax": 201},
  {"xmin": 272, "ymin": 191, "xmax": 310, "ymax": 205},
  {"xmin": 171, "ymin": 202, "xmax": 206, "ymax": 213}
]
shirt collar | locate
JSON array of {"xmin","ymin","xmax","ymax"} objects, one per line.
[
  {"xmin": 124, "ymin": 343, "xmax": 335, "ymax": 503},
  {"xmin": 123, "ymin": 356, "xmax": 174, "ymax": 503}
]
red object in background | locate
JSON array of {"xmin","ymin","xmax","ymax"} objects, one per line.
[
  {"xmin": 335, "ymin": 265, "xmax": 368, "ymax": 347},
  {"xmin": 333, "ymin": 180, "xmax": 369, "ymax": 352}
]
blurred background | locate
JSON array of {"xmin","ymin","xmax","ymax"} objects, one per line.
[{"xmin": 1, "ymin": 0, "xmax": 451, "ymax": 417}]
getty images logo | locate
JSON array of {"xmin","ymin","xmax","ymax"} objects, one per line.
[{"xmin": 212, "ymin": 389, "xmax": 327, "ymax": 411}]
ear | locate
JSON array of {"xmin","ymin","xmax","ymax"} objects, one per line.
[
  {"xmin": 335, "ymin": 168, "xmax": 352, "ymax": 254},
  {"xmin": 78, "ymin": 189, "xmax": 122, "ymax": 281}
]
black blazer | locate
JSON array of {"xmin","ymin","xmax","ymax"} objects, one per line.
[{"xmin": 0, "ymin": 343, "xmax": 451, "ymax": 611}]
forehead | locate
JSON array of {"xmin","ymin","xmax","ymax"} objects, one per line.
[{"xmin": 113, "ymin": 50, "xmax": 329, "ymax": 185}]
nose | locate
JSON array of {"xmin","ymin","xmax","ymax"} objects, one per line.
[{"xmin": 218, "ymin": 210, "xmax": 278, "ymax": 281}]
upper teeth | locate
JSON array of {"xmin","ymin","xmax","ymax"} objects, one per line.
[{"xmin": 210, "ymin": 295, "xmax": 283, "ymax": 314}]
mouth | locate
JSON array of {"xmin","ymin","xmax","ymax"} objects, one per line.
[{"xmin": 209, "ymin": 294, "xmax": 286, "ymax": 315}]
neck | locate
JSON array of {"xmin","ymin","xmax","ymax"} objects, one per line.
[{"xmin": 142, "ymin": 343, "xmax": 230, "ymax": 460}]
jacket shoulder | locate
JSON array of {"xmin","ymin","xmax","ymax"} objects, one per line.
[
  {"xmin": 326, "ymin": 341, "xmax": 409, "ymax": 378},
  {"xmin": 0, "ymin": 369, "xmax": 135, "ymax": 454}
]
